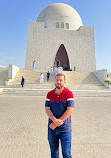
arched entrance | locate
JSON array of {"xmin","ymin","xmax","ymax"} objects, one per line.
[{"xmin": 54, "ymin": 44, "xmax": 70, "ymax": 71}]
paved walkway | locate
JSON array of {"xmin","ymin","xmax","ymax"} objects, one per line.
[{"xmin": 0, "ymin": 95, "xmax": 111, "ymax": 158}]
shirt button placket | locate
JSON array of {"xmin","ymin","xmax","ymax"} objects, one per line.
[{"xmin": 57, "ymin": 95, "xmax": 59, "ymax": 102}]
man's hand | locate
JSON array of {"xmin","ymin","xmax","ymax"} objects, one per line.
[
  {"xmin": 50, "ymin": 107, "xmax": 74, "ymax": 130},
  {"xmin": 49, "ymin": 123, "xmax": 57, "ymax": 130},
  {"xmin": 50, "ymin": 119, "xmax": 63, "ymax": 130},
  {"xmin": 53, "ymin": 119, "xmax": 63, "ymax": 126}
]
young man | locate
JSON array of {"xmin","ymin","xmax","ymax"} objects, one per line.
[{"xmin": 45, "ymin": 73, "xmax": 75, "ymax": 158}]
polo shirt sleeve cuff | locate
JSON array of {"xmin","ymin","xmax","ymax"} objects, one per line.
[
  {"xmin": 45, "ymin": 98, "xmax": 50, "ymax": 107},
  {"xmin": 67, "ymin": 98, "xmax": 75, "ymax": 107}
]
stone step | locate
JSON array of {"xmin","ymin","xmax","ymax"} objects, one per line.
[
  {"xmin": 8, "ymin": 84, "xmax": 106, "ymax": 90},
  {"xmin": 9, "ymin": 70, "xmax": 102, "ymax": 87},
  {"xmin": 10, "ymin": 69, "xmax": 55, "ymax": 85},
  {"xmin": 8, "ymin": 79, "xmax": 106, "ymax": 89},
  {"xmin": 8, "ymin": 83, "xmax": 55, "ymax": 89},
  {"xmin": 1, "ymin": 88, "xmax": 111, "ymax": 97},
  {"xmin": 63, "ymin": 71, "xmax": 101, "ymax": 85},
  {"xmin": 4, "ymin": 69, "xmax": 109, "ymax": 91}
]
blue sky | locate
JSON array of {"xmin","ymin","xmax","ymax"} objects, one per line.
[{"xmin": 0, "ymin": 0, "xmax": 111, "ymax": 72}]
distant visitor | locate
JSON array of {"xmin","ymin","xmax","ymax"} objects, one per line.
[
  {"xmin": 50, "ymin": 67, "xmax": 53, "ymax": 75},
  {"xmin": 47, "ymin": 71, "xmax": 50, "ymax": 81},
  {"xmin": 21, "ymin": 76, "xmax": 25, "ymax": 87},
  {"xmin": 32, "ymin": 60, "xmax": 36, "ymax": 69},
  {"xmin": 40, "ymin": 73, "xmax": 44, "ymax": 83}
]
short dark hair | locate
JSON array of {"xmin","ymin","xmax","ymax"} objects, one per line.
[{"xmin": 55, "ymin": 73, "xmax": 66, "ymax": 81}]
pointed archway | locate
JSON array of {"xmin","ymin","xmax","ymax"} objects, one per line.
[{"xmin": 54, "ymin": 44, "xmax": 70, "ymax": 71}]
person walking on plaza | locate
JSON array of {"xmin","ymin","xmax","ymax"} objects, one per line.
[
  {"xmin": 32, "ymin": 60, "xmax": 36, "ymax": 69},
  {"xmin": 21, "ymin": 76, "xmax": 24, "ymax": 88},
  {"xmin": 47, "ymin": 71, "xmax": 50, "ymax": 81},
  {"xmin": 50, "ymin": 66, "xmax": 53, "ymax": 75},
  {"xmin": 40, "ymin": 73, "xmax": 44, "ymax": 83},
  {"xmin": 45, "ymin": 73, "xmax": 75, "ymax": 158}
]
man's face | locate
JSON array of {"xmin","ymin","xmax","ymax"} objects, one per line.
[{"xmin": 55, "ymin": 75, "xmax": 66, "ymax": 89}]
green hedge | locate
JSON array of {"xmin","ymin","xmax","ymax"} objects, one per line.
[
  {"xmin": 105, "ymin": 80, "xmax": 111, "ymax": 84},
  {"xmin": 5, "ymin": 77, "xmax": 11, "ymax": 81}
]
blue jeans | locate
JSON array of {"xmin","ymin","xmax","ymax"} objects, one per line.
[{"xmin": 48, "ymin": 128, "xmax": 72, "ymax": 158}]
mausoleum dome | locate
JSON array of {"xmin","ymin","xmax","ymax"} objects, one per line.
[{"xmin": 37, "ymin": 3, "xmax": 83, "ymax": 30}]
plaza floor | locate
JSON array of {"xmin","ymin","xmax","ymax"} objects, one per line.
[{"xmin": 0, "ymin": 95, "xmax": 111, "ymax": 158}]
